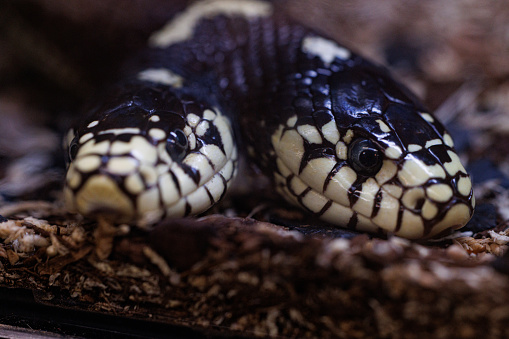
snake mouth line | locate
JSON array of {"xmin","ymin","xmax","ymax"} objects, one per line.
[{"xmin": 275, "ymin": 170, "xmax": 472, "ymax": 239}]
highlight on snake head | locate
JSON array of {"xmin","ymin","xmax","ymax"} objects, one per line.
[
  {"xmin": 64, "ymin": 89, "xmax": 237, "ymax": 228},
  {"xmin": 271, "ymin": 73, "xmax": 474, "ymax": 240}
]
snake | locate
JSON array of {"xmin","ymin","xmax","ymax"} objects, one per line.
[{"xmin": 63, "ymin": 0, "xmax": 475, "ymax": 239}]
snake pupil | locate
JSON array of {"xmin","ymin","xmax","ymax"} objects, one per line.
[
  {"xmin": 348, "ymin": 139, "xmax": 383, "ymax": 175},
  {"xmin": 174, "ymin": 129, "xmax": 188, "ymax": 148},
  {"xmin": 166, "ymin": 129, "xmax": 189, "ymax": 161}
]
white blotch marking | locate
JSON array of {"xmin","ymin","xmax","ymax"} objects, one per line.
[
  {"xmin": 272, "ymin": 129, "xmax": 305, "ymax": 175},
  {"xmin": 301, "ymin": 36, "xmax": 351, "ymax": 66},
  {"xmin": 355, "ymin": 214, "xmax": 379, "ymax": 233},
  {"xmin": 169, "ymin": 165, "xmax": 199, "ymax": 197},
  {"xmin": 125, "ymin": 174, "xmax": 145, "ymax": 195},
  {"xmin": 156, "ymin": 144, "xmax": 172, "ymax": 165},
  {"xmin": 87, "ymin": 121, "xmax": 99, "ymax": 128},
  {"xmin": 287, "ymin": 115, "xmax": 298, "ymax": 128},
  {"xmin": 420, "ymin": 112, "xmax": 434, "ymax": 123},
  {"xmin": 195, "ymin": 120, "xmax": 210, "ymax": 137},
  {"xmin": 183, "ymin": 153, "xmax": 214, "ymax": 185},
  {"xmin": 289, "ymin": 176, "xmax": 308, "ymax": 196},
  {"xmin": 75, "ymin": 155, "xmax": 101, "ymax": 173},
  {"xmin": 156, "ymin": 163, "xmax": 170, "ymax": 175},
  {"xmin": 276, "ymin": 157, "xmax": 292, "ymax": 177},
  {"xmin": 300, "ymin": 189, "xmax": 329, "ymax": 214},
  {"xmin": 205, "ymin": 175, "xmax": 227, "ymax": 202},
  {"xmin": 137, "ymin": 187, "xmax": 161, "ymax": 216},
  {"xmin": 219, "ymin": 159, "xmax": 235, "ymax": 181},
  {"xmin": 444, "ymin": 151, "xmax": 467, "ymax": 176},
  {"xmin": 149, "ymin": 128, "xmax": 167, "ymax": 141},
  {"xmin": 375, "ymin": 160, "xmax": 397, "ymax": 186},
  {"xmin": 137, "ymin": 68, "xmax": 184, "ymax": 87},
  {"xmin": 398, "ymin": 158, "xmax": 446, "ymax": 187},
  {"xmin": 203, "ymin": 109, "xmax": 217, "ymax": 121},
  {"xmin": 457, "ymin": 176, "xmax": 472, "ymax": 197},
  {"xmin": 385, "ymin": 145, "xmax": 403, "ymax": 160},
  {"xmin": 78, "ymin": 140, "xmax": 110, "ymax": 157},
  {"xmin": 297, "ymin": 124, "xmax": 322, "ymax": 144},
  {"xmin": 320, "ymin": 200, "xmax": 354, "ymax": 226},
  {"xmin": 187, "ymin": 113, "xmax": 201, "ymax": 127},
  {"xmin": 335, "ymin": 141, "xmax": 347, "ymax": 160},
  {"xmin": 342, "ymin": 129, "xmax": 354, "ymax": 144},
  {"xmin": 425, "ymin": 139, "xmax": 443, "ymax": 149},
  {"xmin": 200, "ymin": 144, "xmax": 226, "ymax": 170},
  {"xmin": 150, "ymin": 0, "xmax": 273, "ymax": 47},
  {"xmin": 427, "ymin": 203, "xmax": 471, "ymax": 237},
  {"xmin": 214, "ymin": 114, "xmax": 234, "ymax": 156},
  {"xmin": 107, "ymin": 157, "xmax": 138, "ymax": 175},
  {"xmin": 422, "ymin": 200, "xmax": 438, "ymax": 220},
  {"xmin": 79, "ymin": 133, "xmax": 94, "ymax": 144},
  {"xmin": 401, "ymin": 187, "xmax": 425, "ymax": 209},
  {"xmin": 443, "ymin": 133, "xmax": 454, "ymax": 148},
  {"xmin": 159, "ymin": 173, "xmax": 180, "ymax": 206},
  {"xmin": 426, "ymin": 184, "xmax": 453, "ymax": 203},
  {"xmin": 381, "ymin": 184, "xmax": 403, "ymax": 199},
  {"xmin": 324, "ymin": 166, "xmax": 357, "ymax": 207},
  {"xmin": 186, "ymin": 187, "xmax": 211, "ymax": 215},
  {"xmin": 110, "ymin": 141, "xmax": 132, "ymax": 155},
  {"xmin": 352, "ymin": 178, "xmax": 379, "ymax": 217},
  {"xmin": 130, "ymin": 136, "xmax": 158, "ymax": 165},
  {"xmin": 398, "ymin": 210, "xmax": 424, "ymax": 239},
  {"xmin": 187, "ymin": 133, "xmax": 197, "ymax": 150},
  {"xmin": 165, "ymin": 198, "xmax": 187, "ymax": 218},
  {"xmin": 372, "ymin": 192, "xmax": 399, "ymax": 232},
  {"xmin": 321, "ymin": 120, "xmax": 340, "ymax": 144},
  {"xmin": 139, "ymin": 164, "xmax": 158, "ymax": 186},
  {"xmin": 300, "ymin": 157, "xmax": 336, "ymax": 193},
  {"xmin": 98, "ymin": 127, "xmax": 141, "ymax": 136},
  {"xmin": 66, "ymin": 167, "xmax": 81, "ymax": 189},
  {"xmin": 376, "ymin": 119, "xmax": 391, "ymax": 133},
  {"xmin": 149, "ymin": 115, "xmax": 161, "ymax": 122},
  {"xmin": 408, "ymin": 144, "xmax": 422, "ymax": 152}
]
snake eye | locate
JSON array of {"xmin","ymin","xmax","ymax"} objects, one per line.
[
  {"xmin": 348, "ymin": 139, "xmax": 383, "ymax": 175},
  {"xmin": 68, "ymin": 139, "xmax": 79, "ymax": 161},
  {"xmin": 166, "ymin": 129, "xmax": 189, "ymax": 161}
]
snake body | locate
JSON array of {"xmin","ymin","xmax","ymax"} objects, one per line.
[{"xmin": 64, "ymin": 0, "xmax": 475, "ymax": 239}]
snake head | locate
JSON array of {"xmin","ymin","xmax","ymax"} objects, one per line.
[
  {"xmin": 271, "ymin": 62, "xmax": 474, "ymax": 239},
  {"xmin": 64, "ymin": 87, "xmax": 237, "ymax": 227}
]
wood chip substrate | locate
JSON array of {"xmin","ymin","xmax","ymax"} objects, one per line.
[{"xmin": 1, "ymin": 0, "xmax": 509, "ymax": 338}]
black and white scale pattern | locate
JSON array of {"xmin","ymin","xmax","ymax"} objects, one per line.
[{"xmin": 65, "ymin": 0, "xmax": 474, "ymax": 239}]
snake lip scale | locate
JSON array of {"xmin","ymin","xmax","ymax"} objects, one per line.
[{"xmin": 64, "ymin": 0, "xmax": 474, "ymax": 239}]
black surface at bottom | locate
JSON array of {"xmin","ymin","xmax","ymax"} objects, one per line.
[{"xmin": 0, "ymin": 287, "xmax": 208, "ymax": 339}]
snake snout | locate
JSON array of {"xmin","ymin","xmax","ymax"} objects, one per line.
[
  {"xmin": 66, "ymin": 174, "xmax": 135, "ymax": 223},
  {"xmin": 377, "ymin": 151, "xmax": 475, "ymax": 239}
]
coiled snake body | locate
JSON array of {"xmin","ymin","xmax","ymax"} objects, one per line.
[{"xmin": 64, "ymin": 0, "xmax": 475, "ymax": 239}]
